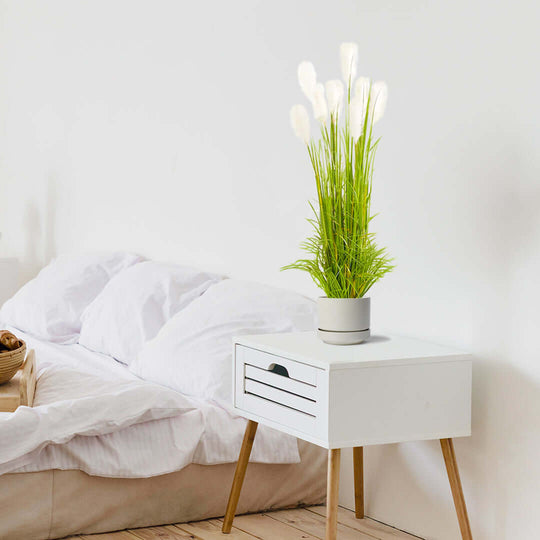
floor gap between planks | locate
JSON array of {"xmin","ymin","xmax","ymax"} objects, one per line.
[{"xmin": 71, "ymin": 505, "xmax": 424, "ymax": 540}]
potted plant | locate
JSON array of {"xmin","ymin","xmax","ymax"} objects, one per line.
[{"xmin": 283, "ymin": 43, "xmax": 394, "ymax": 345}]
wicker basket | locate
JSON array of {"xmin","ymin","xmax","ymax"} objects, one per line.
[{"xmin": 0, "ymin": 341, "xmax": 26, "ymax": 385}]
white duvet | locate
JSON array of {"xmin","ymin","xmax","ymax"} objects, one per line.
[{"xmin": 0, "ymin": 330, "xmax": 299, "ymax": 478}]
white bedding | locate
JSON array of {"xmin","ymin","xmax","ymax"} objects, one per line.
[{"xmin": 0, "ymin": 330, "xmax": 299, "ymax": 478}]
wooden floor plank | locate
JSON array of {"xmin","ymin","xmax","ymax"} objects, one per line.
[
  {"xmin": 307, "ymin": 506, "xmax": 422, "ymax": 540},
  {"xmin": 267, "ymin": 508, "xmax": 375, "ymax": 539},
  {"xmin": 129, "ymin": 524, "xmax": 195, "ymax": 539},
  {"xmin": 79, "ymin": 532, "xmax": 141, "ymax": 540},
  {"xmin": 174, "ymin": 518, "xmax": 258, "ymax": 539},
  {"xmin": 76, "ymin": 505, "xmax": 424, "ymax": 540},
  {"xmin": 222, "ymin": 512, "xmax": 321, "ymax": 539}
]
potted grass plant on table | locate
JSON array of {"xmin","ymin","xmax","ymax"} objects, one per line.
[{"xmin": 284, "ymin": 43, "xmax": 394, "ymax": 345}]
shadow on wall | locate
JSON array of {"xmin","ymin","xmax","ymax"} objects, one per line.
[
  {"xmin": 44, "ymin": 174, "xmax": 57, "ymax": 264},
  {"xmin": 21, "ymin": 175, "xmax": 57, "ymax": 284},
  {"xmin": 469, "ymin": 359, "xmax": 540, "ymax": 539},
  {"xmin": 363, "ymin": 359, "xmax": 540, "ymax": 539}
]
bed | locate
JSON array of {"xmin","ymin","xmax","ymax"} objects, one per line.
[
  {"xmin": 0, "ymin": 443, "xmax": 326, "ymax": 540},
  {"xmin": 0, "ymin": 253, "xmax": 327, "ymax": 540}
]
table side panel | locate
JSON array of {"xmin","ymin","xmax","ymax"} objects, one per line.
[{"xmin": 327, "ymin": 357, "xmax": 472, "ymax": 447}]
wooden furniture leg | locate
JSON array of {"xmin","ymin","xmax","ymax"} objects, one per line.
[
  {"xmin": 440, "ymin": 438, "xmax": 473, "ymax": 540},
  {"xmin": 222, "ymin": 420, "xmax": 258, "ymax": 533},
  {"xmin": 353, "ymin": 446, "xmax": 364, "ymax": 519},
  {"xmin": 326, "ymin": 448, "xmax": 341, "ymax": 540}
]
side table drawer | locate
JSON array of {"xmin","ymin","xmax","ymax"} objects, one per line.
[
  {"xmin": 240, "ymin": 346, "xmax": 318, "ymax": 385},
  {"xmin": 234, "ymin": 344, "xmax": 324, "ymax": 437}
]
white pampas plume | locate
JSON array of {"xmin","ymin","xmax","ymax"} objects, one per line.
[
  {"xmin": 371, "ymin": 81, "xmax": 388, "ymax": 124},
  {"xmin": 340, "ymin": 42, "xmax": 358, "ymax": 88},
  {"xmin": 311, "ymin": 83, "xmax": 328, "ymax": 124},
  {"xmin": 354, "ymin": 76, "xmax": 371, "ymax": 107},
  {"xmin": 290, "ymin": 104, "xmax": 311, "ymax": 144},
  {"xmin": 297, "ymin": 61, "xmax": 317, "ymax": 102},
  {"xmin": 325, "ymin": 80, "xmax": 344, "ymax": 118},
  {"xmin": 349, "ymin": 94, "xmax": 365, "ymax": 140}
]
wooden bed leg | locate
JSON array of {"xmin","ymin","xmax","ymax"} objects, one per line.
[
  {"xmin": 440, "ymin": 438, "xmax": 473, "ymax": 540},
  {"xmin": 353, "ymin": 446, "xmax": 364, "ymax": 519},
  {"xmin": 326, "ymin": 448, "xmax": 341, "ymax": 540},
  {"xmin": 222, "ymin": 420, "xmax": 258, "ymax": 533}
]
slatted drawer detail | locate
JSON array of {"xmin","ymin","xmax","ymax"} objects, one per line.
[{"xmin": 234, "ymin": 345, "xmax": 324, "ymax": 437}]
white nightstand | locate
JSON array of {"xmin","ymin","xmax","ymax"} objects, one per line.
[{"xmin": 222, "ymin": 332, "xmax": 473, "ymax": 540}]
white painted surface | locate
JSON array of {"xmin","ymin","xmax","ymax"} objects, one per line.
[
  {"xmin": 327, "ymin": 360, "xmax": 471, "ymax": 448},
  {"xmin": 236, "ymin": 331, "xmax": 470, "ymax": 369},
  {"xmin": 234, "ymin": 343, "xmax": 322, "ymax": 441},
  {"xmin": 234, "ymin": 334, "xmax": 471, "ymax": 448},
  {"xmin": 244, "ymin": 378, "xmax": 318, "ymax": 416},
  {"xmin": 0, "ymin": 258, "xmax": 21, "ymax": 305},
  {"xmin": 244, "ymin": 364, "xmax": 318, "ymax": 400},
  {"xmin": 236, "ymin": 343, "xmax": 321, "ymax": 383},
  {"xmin": 1, "ymin": 1, "xmax": 539, "ymax": 538}
]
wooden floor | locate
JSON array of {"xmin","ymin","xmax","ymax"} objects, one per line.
[{"xmin": 67, "ymin": 506, "xmax": 422, "ymax": 540}]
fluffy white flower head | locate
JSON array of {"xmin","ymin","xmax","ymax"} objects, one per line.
[
  {"xmin": 355, "ymin": 77, "xmax": 371, "ymax": 104},
  {"xmin": 325, "ymin": 80, "xmax": 344, "ymax": 118},
  {"xmin": 311, "ymin": 83, "xmax": 328, "ymax": 124},
  {"xmin": 340, "ymin": 42, "xmax": 358, "ymax": 87},
  {"xmin": 290, "ymin": 104, "xmax": 311, "ymax": 144},
  {"xmin": 371, "ymin": 81, "xmax": 388, "ymax": 124},
  {"xmin": 349, "ymin": 95, "xmax": 365, "ymax": 141},
  {"xmin": 297, "ymin": 61, "xmax": 317, "ymax": 102}
]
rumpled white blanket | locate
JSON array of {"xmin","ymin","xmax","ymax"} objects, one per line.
[{"xmin": 0, "ymin": 330, "xmax": 299, "ymax": 478}]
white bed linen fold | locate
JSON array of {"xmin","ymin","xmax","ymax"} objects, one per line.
[{"xmin": 0, "ymin": 330, "xmax": 299, "ymax": 478}]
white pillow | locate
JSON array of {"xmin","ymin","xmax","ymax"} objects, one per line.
[
  {"xmin": 0, "ymin": 252, "xmax": 143, "ymax": 343},
  {"xmin": 79, "ymin": 261, "xmax": 223, "ymax": 365},
  {"xmin": 130, "ymin": 279, "xmax": 316, "ymax": 407}
]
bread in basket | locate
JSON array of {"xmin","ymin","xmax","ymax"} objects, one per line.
[{"xmin": 0, "ymin": 331, "xmax": 26, "ymax": 385}]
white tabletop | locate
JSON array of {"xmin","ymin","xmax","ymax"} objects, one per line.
[{"xmin": 235, "ymin": 331, "xmax": 470, "ymax": 370}]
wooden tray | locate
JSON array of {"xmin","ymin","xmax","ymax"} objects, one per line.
[{"xmin": 0, "ymin": 350, "xmax": 36, "ymax": 412}]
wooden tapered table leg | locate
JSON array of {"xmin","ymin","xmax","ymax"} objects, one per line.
[
  {"xmin": 326, "ymin": 448, "xmax": 341, "ymax": 540},
  {"xmin": 353, "ymin": 446, "xmax": 364, "ymax": 519},
  {"xmin": 440, "ymin": 438, "xmax": 473, "ymax": 540},
  {"xmin": 222, "ymin": 420, "xmax": 258, "ymax": 533}
]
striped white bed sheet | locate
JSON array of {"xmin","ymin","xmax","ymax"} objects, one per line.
[{"xmin": 0, "ymin": 330, "xmax": 299, "ymax": 478}]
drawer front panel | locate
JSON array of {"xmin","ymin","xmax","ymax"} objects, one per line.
[
  {"xmin": 234, "ymin": 344, "xmax": 324, "ymax": 438},
  {"xmin": 244, "ymin": 364, "xmax": 317, "ymax": 400},
  {"xmin": 241, "ymin": 393, "xmax": 317, "ymax": 435},
  {"xmin": 244, "ymin": 379, "xmax": 317, "ymax": 416},
  {"xmin": 241, "ymin": 346, "xmax": 318, "ymax": 386}
]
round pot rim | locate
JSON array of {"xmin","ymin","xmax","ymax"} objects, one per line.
[{"xmin": 317, "ymin": 296, "xmax": 370, "ymax": 301}]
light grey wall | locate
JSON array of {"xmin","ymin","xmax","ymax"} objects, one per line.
[{"xmin": 1, "ymin": 1, "xmax": 539, "ymax": 538}]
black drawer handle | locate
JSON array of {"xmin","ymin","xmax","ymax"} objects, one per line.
[{"xmin": 268, "ymin": 363, "xmax": 289, "ymax": 378}]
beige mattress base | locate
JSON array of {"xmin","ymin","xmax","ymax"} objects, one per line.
[{"xmin": 0, "ymin": 440, "xmax": 327, "ymax": 540}]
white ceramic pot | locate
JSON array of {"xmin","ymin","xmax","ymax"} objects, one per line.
[{"xmin": 317, "ymin": 297, "xmax": 370, "ymax": 345}]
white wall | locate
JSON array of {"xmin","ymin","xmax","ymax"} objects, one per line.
[{"xmin": 1, "ymin": 1, "xmax": 539, "ymax": 538}]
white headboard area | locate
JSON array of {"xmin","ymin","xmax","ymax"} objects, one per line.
[{"xmin": 1, "ymin": 3, "xmax": 539, "ymax": 540}]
